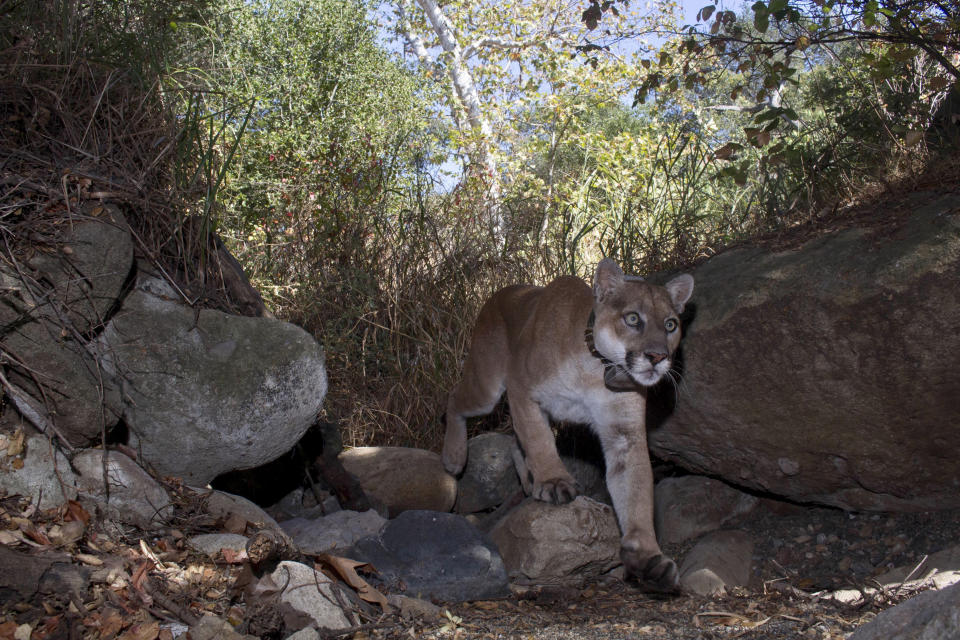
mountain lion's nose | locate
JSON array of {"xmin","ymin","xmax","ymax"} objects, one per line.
[{"xmin": 645, "ymin": 351, "xmax": 667, "ymax": 365}]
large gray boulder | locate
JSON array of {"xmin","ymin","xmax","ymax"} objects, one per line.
[
  {"xmin": 97, "ymin": 275, "xmax": 326, "ymax": 484},
  {"xmin": 650, "ymin": 193, "xmax": 960, "ymax": 511}
]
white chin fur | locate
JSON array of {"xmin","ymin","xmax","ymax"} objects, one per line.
[{"xmin": 632, "ymin": 361, "xmax": 670, "ymax": 386}]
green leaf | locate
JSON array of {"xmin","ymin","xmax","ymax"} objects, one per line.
[{"xmin": 754, "ymin": 8, "xmax": 770, "ymax": 33}]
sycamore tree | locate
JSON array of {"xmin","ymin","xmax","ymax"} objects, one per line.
[{"xmin": 391, "ymin": 0, "xmax": 678, "ymax": 244}]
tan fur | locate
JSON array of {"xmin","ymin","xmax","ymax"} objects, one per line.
[{"xmin": 443, "ymin": 258, "xmax": 693, "ymax": 592}]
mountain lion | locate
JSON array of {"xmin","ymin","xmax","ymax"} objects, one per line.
[{"xmin": 443, "ymin": 258, "xmax": 693, "ymax": 592}]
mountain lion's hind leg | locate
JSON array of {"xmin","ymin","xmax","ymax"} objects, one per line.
[{"xmin": 442, "ymin": 309, "xmax": 508, "ymax": 475}]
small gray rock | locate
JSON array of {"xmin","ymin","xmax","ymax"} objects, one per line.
[
  {"xmin": 489, "ymin": 496, "xmax": 620, "ymax": 585},
  {"xmin": 73, "ymin": 449, "xmax": 173, "ymax": 529},
  {"xmin": 0, "ymin": 434, "xmax": 78, "ymax": 509},
  {"xmin": 655, "ymin": 476, "xmax": 758, "ymax": 545},
  {"xmin": 281, "ymin": 509, "xmax": 386, "ymax": 555},
  {"xmin": 679, "ymin": 529, "xmax": 754, "ymax": 596},
  {"xmin": 263, "ymin": 561, "xmax": 352, "ymax": 631},
  {"xmin": 456, "ymin": 433, "xmax": 520, "ymax": 514},
  {"xmin": 350, "ymin": 510, "xmax": 509, "ymax": 602},
  {"xmin": 188, "ymin": 533, "xmax": 249, "ymax": 558}
]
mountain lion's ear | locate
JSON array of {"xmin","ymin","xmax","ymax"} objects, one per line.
[
  {"xmin": 665, "ymin": 274, "xmax": 694, "ymax": 313},
  {"xmin": 594, "ymin": 258, "xmax": 624, "ymax": 302}
]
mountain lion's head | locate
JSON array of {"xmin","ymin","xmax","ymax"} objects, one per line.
[{"xmin": 590, "ymin": 258, "xmax": 694, "ymax": 389}]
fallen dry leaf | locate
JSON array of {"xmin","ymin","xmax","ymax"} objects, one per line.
[
  {"xmin": 117, "ymin": 620, "xmax": 159, "ymax": 640},
  {"xmin": 317, "ymin": 554, "xmax": 391, "ymax": 612},
  {"xmin": 0, "ymin": 622, "xmax": 16, "ymax": 640}
]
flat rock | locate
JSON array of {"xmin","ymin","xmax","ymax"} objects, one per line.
[
  {"xmin": 339, "ymin": 447, "xmax": 456, "ymax": 516},
  {"xmin": 350, "ymin": 510, "xmax": 509, "ymax": 602},
  {"xmin": 678, "ymin": 529, "xmax": 754, "ymax": 596},
  {"xmin": 654, "ymin": 476, "xmax": 759, "ymax": 545},
  {"xmin": 73, "ymin": 449, "xmax": 173, "ymax": 529},
  {"xmin": 0, "ymin": 434, "xmax": 78, "ymax": 509},
  {"xmin": 456, "ymin": 433, "xmax": 520, "ymax": 514},
  {"xmin": 262, "ymin": 561, "xmax": 352, "ymax": 631},
  {"xmin": 0, "ymin": 547, "xmax": 88, "ymax": 603},
  {"xmin": 281, "ymin": 509, "xmax": 386, "ymax": 555},
  {"xmin": 97, "ymin": 275, "xmax": 327, "ymax": 484},
  {"xmin": 849, "ymin": 581, "xmax": 960, "ymax": 640},
  {"xmin": 649, "ymin": 195, "xmax": 960, "ymax": 510},
  {"xmin": 489, "ymin": 496, "xmax": 620, "ymax": 585}
]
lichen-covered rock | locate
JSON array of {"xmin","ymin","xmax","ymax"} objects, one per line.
[
  {"xmin": 97, "ymin": 275, "xmax": 326, "ymax": 484},
  {"xmin": 650, "ymin": 194, "xmax": 960, "ymax": 511},
  {"xmin": 489, "ymin": 496, "xmax": 621, "ymax": 585}
]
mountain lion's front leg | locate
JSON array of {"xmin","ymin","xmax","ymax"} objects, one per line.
[
  {"xmin": 598, "ymin": 423, "xmax": 680, "ymax": 593},
  {"xmin": 508, "ymin": 389, "xmax": 579, "ymax": 504}
]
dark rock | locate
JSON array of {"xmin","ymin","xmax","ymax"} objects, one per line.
[
  {"xmin": 650, "ymin": 195, "xmax": 960, "ymax": 511},
  {"xmin": 0, "ymin": 547, "xmax": 89, "ymax": 603},
  {"xmin": 349, "ymin": 510, "xmax": 509, "ymax": 602},
  {"xmin": 849, "ymin": 580, "xmax": 960, "ymax": 639},
  {"xmin": 456, "ymin": 433, "xmax": 520, "ymax": 514}
]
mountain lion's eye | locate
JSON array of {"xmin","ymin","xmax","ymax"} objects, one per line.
[
  {"xmin": 624, "ymin": 312, "xmax": 642, "ymax": 328},
  {"xmin": 665, "ymin": 318, "xmax": 678, "ymax": 332}
]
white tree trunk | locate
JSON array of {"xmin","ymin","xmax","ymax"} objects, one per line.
[{"xmin": 398, "ymin": 0, "xmax": 505, "ymax": 243}]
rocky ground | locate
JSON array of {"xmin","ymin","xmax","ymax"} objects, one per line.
[{"xmin": 2, "ymin": 470, "xmax": 958, "ymax": 640}]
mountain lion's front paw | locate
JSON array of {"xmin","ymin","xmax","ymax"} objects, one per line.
[
  {"xmin": 622, "ymin": 550, "xmax": 680, "ymax": 594},
  {"xmin": 532, "ymin": 477, "xmax": 579, "ymax": 504}
]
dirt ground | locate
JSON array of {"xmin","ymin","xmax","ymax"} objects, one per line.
[
  {"xmin": 387, "ymin": 504, "xmax": 960, "ymax": 640},
  {"xmin": 3, "ymin": 479, "xmax": 959, "ymax": 640}
]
